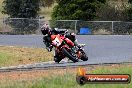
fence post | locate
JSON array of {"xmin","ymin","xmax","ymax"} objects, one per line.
[
  {"xmin": 39, "ymin": 18, "xmax": 41, "ymax": 34},
  {"xmin": 112, "ymin": 21, "xmax": 114, "ymax": 34},
  {"xmin": 75, "ymin": 20, "xmax": 77, "ymax": 34},
  {"xmin": 3, "ymin": 18, "xmax": 5, "ymax": 32}
]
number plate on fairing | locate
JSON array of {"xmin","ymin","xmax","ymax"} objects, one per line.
[{"xmin": 52, "ymin": 37, "xmax": 62, "ymax": 47}]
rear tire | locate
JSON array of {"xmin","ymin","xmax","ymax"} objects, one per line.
[{"xmin": 62, "ymin": 48, "xmax": 78, "ymax": 63}]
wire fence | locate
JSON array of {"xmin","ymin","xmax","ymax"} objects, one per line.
[{"xmin": 0, "ymin": 18, "xmax": 132, "ymax": 35}]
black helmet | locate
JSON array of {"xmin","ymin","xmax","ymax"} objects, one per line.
[{"xmin": 41, "ymin": 23, "xmax": 51, "ymax": 35}]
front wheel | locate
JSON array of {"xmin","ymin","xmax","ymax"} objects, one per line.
[
  {"xmin": 62, "ymin": 48, "xmax": 78, "ymax": 63},
  {"xmin": 54, "ymin": 56, "xmax": 62, "ymax": 63}
]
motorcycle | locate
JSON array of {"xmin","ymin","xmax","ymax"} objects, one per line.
[{"xmin": 50, "ymin": 33, "xmax": 88, "ymax": 63}]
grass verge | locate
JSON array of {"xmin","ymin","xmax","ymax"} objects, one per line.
[
  {"xmin": 0, "ymin": 46, "xmax": 53, "ymax": 67},
  {"xmin": 0, "ymin": 63, "xmax": 132, "ymax": 88}
]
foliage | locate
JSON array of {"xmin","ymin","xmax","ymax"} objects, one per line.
[
  {"xmin": 128, "ymin": 0, "xmax": 132, "ymax": 4},
  {"xmin": 50, "ymin": 0, "xmax": 106, "ymax": 34},
  {"xmin": 2, "ymin": 0, "xmax": 41, "ymax": 34},
  {"xmin": 2, "ymin": 0, "xmax": 40, "ymax": 18},
  {"xmin": 97, "ymin": 1, "xmax": 129, "ymax": 21},
  {"xmin": 128, "ymin": 0, "xmax": 132, "ymax": 21},
  {"xmin": 52, "ymin": 0, "xmax": 106, "ymax": 20}
]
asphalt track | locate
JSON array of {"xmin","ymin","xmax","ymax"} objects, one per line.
[{"xmin": 0, "ymin": 35, "xmax": 132, "ymax": 71}]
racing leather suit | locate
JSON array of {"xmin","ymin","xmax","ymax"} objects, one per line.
[{"xmin": 42, "ymin": 28, "xmax": 79, "ymax": 52}]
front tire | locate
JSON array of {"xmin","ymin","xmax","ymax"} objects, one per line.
[
  {"xmin": 54, "ymin": 56, "xmax": 62, "ymax": 63},
  {"xmin": 62, "ymin": 48, "xmax": 78, "ymax": 63}
]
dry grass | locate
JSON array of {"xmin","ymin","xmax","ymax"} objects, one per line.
[
  {"xmin": 0, "ymin": 67, "xmax": 76, "ymax": 81},
  {"xmin": 39, "ymin": 3, "xmax": 57, "ymax": 20},
  {"xmin": 93, "ymin": 29, "xmax": 112, "ymax": 35},
  {"xmin": 39, "ymin": 6, "xmax": 54, "ymax": 20},
  {"xmin": 0, "ymin": 46, "xmax": 53, "ymax": 67}
]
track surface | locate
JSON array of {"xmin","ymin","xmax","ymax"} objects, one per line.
[{"xmin": 0, "ymin": 35, "xmax": 132, "ymax": 71}]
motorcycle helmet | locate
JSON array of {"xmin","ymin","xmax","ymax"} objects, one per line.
[{"xmin": 41, "ymin": 23, "xmax": 51, "ymax": 35}]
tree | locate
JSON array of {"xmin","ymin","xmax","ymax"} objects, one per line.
[
  {"xmin": 128, "ymin": 0, "xmax": 132, "ymax": 21},
  {"xmin": 97, "ymin": 0, "xmax": 129, "ymax": 21},
  {"xmin": 128, "ymin": 0, "xmax": 132, "ymax": 4},
  {"xmin": 2, "ymin": 0, "xmax": 55, "ymax": 34},
  {"xmin": 127, "ymin": 0, "xmax": 132, "ymax": 34},
  {"xmin": 2, "ymin": 0, "xmax": 41, "ymax": 34},
  {"xmin": 52, "ymin": 0, "xmax": 106, "ymax": 20},
  {"xmin": 2, "ymin": 0, "xmax": 40, "ymax": 18}
]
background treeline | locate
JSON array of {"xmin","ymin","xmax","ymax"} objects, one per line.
[
  {"xmin": 97, "ymin": 0, "xmax": 132, "ymax": 21},
  {"xmin": 0, "ymin": 0, "xmax": 132, "ymax": 34},
  {"xmin": 2, "ymin": 0, "xmax": 132, "ymax": 21}
]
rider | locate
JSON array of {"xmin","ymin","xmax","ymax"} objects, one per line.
[{"xmin": 41, "ymin": 23, "xmax": 80, "ymax": 52}]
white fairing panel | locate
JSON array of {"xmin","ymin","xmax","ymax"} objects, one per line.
[{"xmin": 52, "ymin": 37, "xmax": 61, "ymax": 47}]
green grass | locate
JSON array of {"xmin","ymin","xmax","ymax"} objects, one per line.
[
  {"xmin": 0, "ymin": 52, "xmax": 14, "ymax": 66},
  {"xmin": 0, "ymin": 64, "xmax": 132, "ymax": 88}
]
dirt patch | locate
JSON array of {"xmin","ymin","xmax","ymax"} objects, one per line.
[{"xmin": 0, "ymin": 68, "xmax": 77, "ymax": 81}]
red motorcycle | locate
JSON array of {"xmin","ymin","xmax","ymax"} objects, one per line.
[{"xmin": 50, "ymin": 34, "xmax": 88, "ymax": 63}]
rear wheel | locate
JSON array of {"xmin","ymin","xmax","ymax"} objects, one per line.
[{"xmin": 62, "ymin": 48, "xmax": 78, "ymax": 63}]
